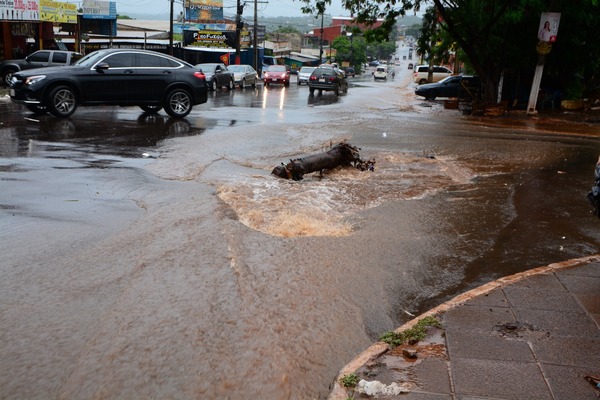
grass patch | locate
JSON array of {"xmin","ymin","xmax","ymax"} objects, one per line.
[
  {"xmin": 340, "ymin": 373, "xmax": 360, "ymax": 387},
  {"xmin": 379, "ymin": 315, "xmax": 442, "ymax": 347}
]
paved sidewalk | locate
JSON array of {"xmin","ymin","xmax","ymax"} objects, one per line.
[{"xmin": 329, "ymin": 255, "xmax": 600, "ymax": 399}]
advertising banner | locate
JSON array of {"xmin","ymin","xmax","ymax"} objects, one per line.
[
  {"xmin": 82, "ymin": 0, "xmax": 116, "ymax": 19},
  {"xmin": 40, "ymin": 0, "xmax": 76, "ymax": 23},
  {"xmin": 185, "ymin": 0, "xmax": 223, "ymax": 21},
  {"xmin": 537, "ymin": 12, "xmax": 560, "ymax": 43},
  {"xmin": 1, "ymin": 0, "xmax": 40, "ymax": 21},
  {"xmin": 184, "ymin": 29, "xmax": 251, "ymax": 49}
]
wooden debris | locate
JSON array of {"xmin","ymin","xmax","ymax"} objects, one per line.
[{"xmin": 272, "ymin": 142, "xmax": 375, "ymax": 180}]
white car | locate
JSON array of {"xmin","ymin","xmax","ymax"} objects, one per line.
[
  {"xmin": 297, "ymin": 66, "xmax": 316, "ymax": 85},
  {"xmin": 373, "ymin": 66, "xmax": 387, "ymax": 80},
  {"xmin": 227, "ymin": 64, "xmax": 258, "ymax": 88},
  {"xmin": 413, "ymin": 65, "xmax": 453, "ymax": 84}
]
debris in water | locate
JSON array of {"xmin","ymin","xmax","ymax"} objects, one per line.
[
  {"xmin": 271, "ymin": 142, "xmax": 375, "ymax": 180},
  {"xmin": 356, "ymin": 379, "xmax": 410, "ymax": 396}
]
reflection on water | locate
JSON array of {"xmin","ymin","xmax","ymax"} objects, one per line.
[{"xmin": 0, "ymin": 105, "xmax": 208, "ymax": 158}]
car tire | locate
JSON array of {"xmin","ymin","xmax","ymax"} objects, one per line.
[
  {"xmin": 25, "ymin": 104, "xmax": 47, "ymax": 114},
  {"xmin": 164, "ymin": 89, "xmax": 192, "ymax": 118},
  {"xmin": 284, "ymin": 81, "xmax": 290, "ymax": 87},
  {"xmin": 343, "ymin": 83, "xmax": 348, "ymax": 94},
  {"xmin": 425, "ymin": 93, "xmax": 436, "ymax": 100},
  {"xmin": 2, "ymin": 68, "xmax": 17, "ymax": 87},
  {"xmin": 47, "ymin": 85, "xmax": 77, "ymax": 117},
  {"xmin": 227, "ymin": 79, "xmax": 234, "ymax": 90},
  {"xmin": 419, "ymin": 79, "xmax": 428, "ymax": 84},
  {"xmin": 211, "ymin": 80, "xmax": 217, "ymax": 91},
  {"xmin": 309, "ymin": 88, "xmax": 315, "ymax": 95},
  {"xmin": 251, "ymin": 79, "xmax": 256, "ymax": 88},
  {"xmin": 241, "ymin": 78, "xmax": 246, "ymax": 88},
  {"xmin": 140, "ymin": 105, "xmax": 162, "ymax": 114}
]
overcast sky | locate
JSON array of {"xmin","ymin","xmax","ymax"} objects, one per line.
[{"xmin": 113, "ymin": 0, "xmax": 350, "ymax": 19}]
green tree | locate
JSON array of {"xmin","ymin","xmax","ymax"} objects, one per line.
[{"xmin": 331, "ymin": 34, "xmax": 367, "ymax": 72}]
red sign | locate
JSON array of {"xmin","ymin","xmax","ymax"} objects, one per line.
[{"xmin": 220, "ymin": 53, "xmax": 229, "ymax": 65}]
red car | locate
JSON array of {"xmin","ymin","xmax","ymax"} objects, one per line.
[{"xmin": 263, "ymin": 65, "xmax": 290, "ymax": 87}]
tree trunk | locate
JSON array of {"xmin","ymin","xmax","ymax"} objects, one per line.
[{"xmin": 272, "ymin": 143, "xmax": 371, "ymax": 180}]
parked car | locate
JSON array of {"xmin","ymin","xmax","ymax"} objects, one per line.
[
  {"xmin": 413, "ymin": 65, "xmax": 453, "ymax": 84},
  {"xmin": 0, "ymin": 50, "xmax": 83, "ymax": 87},
  {"xmin": 308, "ymin": 66, "xmax": 348, "ymax": 95},
  {"xmin": 227, "ymin": 64, "xmax": 258, "ymax": 88},
  {"xmin": 8, "ymin": 48, "xmax": 208, "ymax": 118},
  {"xmin": 373, "ymin": 65, "xmax": 388, "ymax": 80},
  {"xmin": 297, "ymin": 66, "xmax": 316, "ymax": 85},
  {"xmin": 195, "ymin": 63, "xmax": 234, "ymax": 91},
  {"xmin": 344, "ymin": 67, "xmax": 356, "ymax": 77},
  {"xmin": 263, "ymin": 65, "xmax": 290, "ymax": 87},
  {"xmin": 414, "ymin": 75, "xmax": 481, "ymax": 100}
]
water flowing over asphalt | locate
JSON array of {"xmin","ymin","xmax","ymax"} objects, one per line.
[{"xmin": 1, "ymin": 72, "xmax": 600, "ymax": 399}]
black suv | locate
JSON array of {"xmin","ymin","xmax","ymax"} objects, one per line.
[
  {"xmin": 0, "ymin": 50, "xmax": 83, "ymax": 87},
  {"xmin": 8, "ymin": 49, "xmax": 208, "ymax": 118},
  {"xmin": 308, "ymin": 66, "xmax": 348, "ymax": 95}
]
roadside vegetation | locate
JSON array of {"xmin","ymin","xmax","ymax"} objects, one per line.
[{"xmin": 300, "ymin": 0, "xmax": 599, "ymax": 105}]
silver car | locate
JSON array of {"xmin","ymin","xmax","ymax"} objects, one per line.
[
  {"xmin": 297, "ymin": 66, "xmax": 316, "ymax": 86},
  {"xmin": 227, "ymin": 64, "xmax": 258, "ymax": 88}
]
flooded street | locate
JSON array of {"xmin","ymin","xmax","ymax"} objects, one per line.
[{"xmin": 1, "ymin": 69, "xmax": 600, "ymax": 399}]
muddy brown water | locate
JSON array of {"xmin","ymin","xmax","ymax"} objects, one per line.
[{"xmin": 1, "ymin": 74, "xmax": 600, "ymax": 399}]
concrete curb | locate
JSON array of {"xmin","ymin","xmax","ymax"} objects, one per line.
[{"xmin": 328, "ymin": 253, "xmax": 600, "ymax": 400}]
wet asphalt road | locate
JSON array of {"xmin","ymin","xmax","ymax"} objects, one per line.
[{"xmin": 1, "ymin": 66, "xmax": 600, "ymax": 399}]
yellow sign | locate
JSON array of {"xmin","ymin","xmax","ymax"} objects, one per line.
[{"xmin": 40, "ymin": 0, "xmax": 77, "ymax": 23}]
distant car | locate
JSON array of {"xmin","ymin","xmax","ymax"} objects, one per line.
[
  {"xmin": 408, "ymin": 63, "xmax": 414, "ymax": 69},
  {"xmin": 0, "ymin": 50, "xmax": 83, "ymax": 87},
  {"xmin": 195, "ymin": 63, "xmax": 234, "ymax": 91},
  {"xmin": 308, "ymin": 66, "xmax": 348, "ymax": 95},
  {"xmin": 413, "ymin": 65, "xmax": 453, "ymax": 84},
  {"xmin": 344, "ymin": 67, "xmax": 356, "ymax": 77},
  {"xmin": 227, "ymin": 64, "xmax": 258, "ymax": 88},
  {"xmin": 373, "ymin": 66, "xmax": 387, "ymax": 80},
  {"xmin": 414, "ymin": 75, "xmax": 481, "ymax": 100},
  {"xmin": 263, "ymin": 65, "xmax": 290, "ymax": 87},
  {"xmin": 8, "ymin": 48, "xmax": 208, "ymax": 118},
  {"xmin": 368, "ymin": 60, "xmax": 379, "ymax": 67},
  {"xmin": 297, "ymin": 66, "xmax": 316, "ymax": 85}
]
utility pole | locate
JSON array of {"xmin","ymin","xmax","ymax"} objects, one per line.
[
  {"xmin": 253, "ymin": 0, "xmax": 258, "ymax": 73},
  {"xmin": 319, "ymin": 12, "xmax": 323, "ymax": 62},
  {"xmin": 169, "ymin": 0, "xmax": 174, "ymax": 55},
  {"xmin": 235, "ymin": 0, "xmax": 244, "ymax": 65}
]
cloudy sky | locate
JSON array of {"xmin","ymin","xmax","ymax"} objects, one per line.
[{"xmin": 113, "ymin": 0, "xmax": 350, "ymax": 19}]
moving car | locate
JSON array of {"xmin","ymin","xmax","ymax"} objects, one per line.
[
  {"xmin": 297, "ymin": 66, "xmax": 316, "ymax": 85},
  {"xmin": 344, "ymin": 67, "xmax": 356, "ymax": 77},
  {"xmin": 8, "ymin": 48, "xmax": 208, "ymax": 118},
  {"xmin": 263, "ymin": 65, "xmax": 290, "ymax": 87},
  {"xmin": 227, "ymin": 64, "xmax": 258, "ymax": 88},
  {"xmin": 195, "ymin": 63, "xmax": 234, "ymax": 91},
  {"xmin": 308, "ymin": 66, "xmax": 348, "ymax": 95},
  {"xmin": 373, "ymin": 66, "xmax": 387, "ymax": 80},
  {"xmin": 0, "ymin": 50, "xmax": 83, "ymax": 87},
  {"xmin": 414, "ymin": 75, "xmax": 481, "ymax": 100},
  {"xmin": 413, "ymin": 65, "xmax": 453, "ymax": 84}
]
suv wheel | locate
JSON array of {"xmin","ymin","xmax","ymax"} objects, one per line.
[
  {"xmin": 47, "ymin": 85, "xmax": 77, "ymax": 117},
  {"xmin": 228, "ymin": 79, "xmax": 234, "ymax": 90},
  {"xmin": 211, "ymin": 80, "xmax": 217, "ymax": 91},
  {"xmin": 164, "ymin": 89, "xmax": 192, "ymax": 118},
  {"xmin": 2, "ymin": 68, "xmax": 17, "ymax": 87}
]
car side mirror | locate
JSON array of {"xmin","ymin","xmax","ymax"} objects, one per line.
[{"xmin": 95, "ymin": 63, "xmax": 109, "ymax": 71}]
